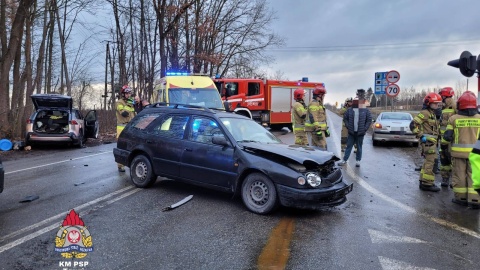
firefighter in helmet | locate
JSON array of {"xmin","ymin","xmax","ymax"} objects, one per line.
[
  {"xmin": 306, "ymin": 85, "xmax": 329, "ymax": 149},
  {"xmin": 116, "ymin": 85, "xmax": 136, "ymax": 172},
  {"xmin": 443, "ymin": 91, "xmax": 480, "ymax": 207},
  {"xmin": 438, "ymin": 87, "xmax": 456, "ymax": 187},
  {"xmin": 292, "ymin": 88, "xmax": 308, "ymax": 145},
  {"xmin": 411, "ymin": 92, "xmax": 442, "ymax": 191},
  {"xmin": 339, "ymin": 97, "xmax": 353, "ymax": 151}
]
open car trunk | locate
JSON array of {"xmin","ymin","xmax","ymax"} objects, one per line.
[{"xmin": 33, "ymin": 109, "xmax": 70, "ymax": 134}]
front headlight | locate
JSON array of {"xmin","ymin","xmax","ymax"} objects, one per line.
[{"xmin": 306, "ymin": 172, "xmax": 322, "ymax": 187}]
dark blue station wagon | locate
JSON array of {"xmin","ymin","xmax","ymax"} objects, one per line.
[{"xmin": 113, "ymin": 103, "xmax": 353, "ymax": 214}]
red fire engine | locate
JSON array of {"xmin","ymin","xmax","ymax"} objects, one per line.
[{"xmin": 214, "ymin": 78, "xmax": 325, "ymax": 130}]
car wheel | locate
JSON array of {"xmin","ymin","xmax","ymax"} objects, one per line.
[
  {"xmin": 412, "ymin": 142, "xmax": 419, "ymax": 147},
  {"xmin": 241, "ymin": 172, "xmax": 277, "ymax": 214},
  {"xmin": 130, "ymin": 155, "xmax": 157, "ymax": 188},
  {"xmin": 372, "ymin": 139, "xmax": 379, "ymax": 146}
]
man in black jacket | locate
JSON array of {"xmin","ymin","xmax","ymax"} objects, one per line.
[{"xmin": 338, "ymin": 89, "xmax": 372, "ymax": 167}]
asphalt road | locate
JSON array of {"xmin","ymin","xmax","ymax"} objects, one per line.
[{"xmin": 0, "ymin": 111, "xmax": 479, "ymax": 270}]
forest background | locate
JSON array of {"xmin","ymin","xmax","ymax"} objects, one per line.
[{"xmin": 0, "ymin": 0, "xmax": 466, "ymax": 140}]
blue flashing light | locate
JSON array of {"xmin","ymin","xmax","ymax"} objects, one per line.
[
  {"xmin": 302, "ymin": 77, "xmax": 309, "ymax": 82},
  {"xmin": 166, "ymin": 71, "xmax": 189, "ymax": 76}
]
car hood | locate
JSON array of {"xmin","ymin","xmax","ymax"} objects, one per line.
[
  {"xmin": 240, "ymin": 142, "xmax": 338, "ymax": 165},
  {"xmin": 31, "ymin": 94, "xmax": 72, "ymax": 110}
]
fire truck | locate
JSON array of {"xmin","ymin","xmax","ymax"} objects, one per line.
[{"xmin": 213, "ymin": 78, "xmax": 325, "ymax": 130}]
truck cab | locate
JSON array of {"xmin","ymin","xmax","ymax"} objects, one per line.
[{"xmin": 152, "ymin": 73, "xmax": 225, "ymax": 110}]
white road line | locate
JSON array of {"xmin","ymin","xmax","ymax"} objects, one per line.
[
  {"xmin": 0, "ymin": 186, "xmax": 134, "ymax": 243},
  {"xmin": 5, "ymin": 151, "xmax": 111, "ymax": 174},
  {"xmin": 327, "ymin": 111, "xmax": 480, "ymax": 239},
  {"xmin": 0, "ymin": 187, "xmax": 140, "ymax": 254}
]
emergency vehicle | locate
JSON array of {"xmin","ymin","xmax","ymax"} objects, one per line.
[
  {"xmin": 151, "ymin": 72, "xmax": 225, "ymax": 110},
  {"xmin": 214, "ymin": 78, "xmax": 325, "ymax": 130}
]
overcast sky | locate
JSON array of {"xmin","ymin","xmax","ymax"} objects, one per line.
[{"xmin": 262, "ymin": 0, "xmax": 480, "ymax": 105}]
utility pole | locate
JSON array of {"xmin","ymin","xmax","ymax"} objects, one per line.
[{"xmin": 102, "ymin": 42, "xmax": 110, "ymax": 110}]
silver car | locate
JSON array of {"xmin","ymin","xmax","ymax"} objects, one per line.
[
  {"xmin": 372, "ymin": 112, "xmax": 418, "ymax": 146},
  {"xmin": 25, "ymin": 94, "xmax": 99, "ymax": 148}
]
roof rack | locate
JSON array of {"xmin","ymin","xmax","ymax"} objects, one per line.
[{"xmin": 148, "ymin": 102, "xmax": 226, "ymax": 113}]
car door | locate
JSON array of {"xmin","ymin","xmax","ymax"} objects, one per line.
[
  {"xmin": 84, "ymin": 110, "xmax": 99, "ymax": 139},
  {"xmin": 180, "ymin": 116, "xmax": 237, "ymax": 188},
  {"xmin": 147, "ymin": 114, "xmax": 189, "ymax": 178}
]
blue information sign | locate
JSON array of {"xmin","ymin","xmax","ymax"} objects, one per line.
[{"xmin": 374, "ymin": 72, "xmax": 388, "ymax": 95}]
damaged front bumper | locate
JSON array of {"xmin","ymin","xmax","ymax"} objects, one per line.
[{"xmin": 276, "ymin": 181, "xmax": 353, "ymax": 210}]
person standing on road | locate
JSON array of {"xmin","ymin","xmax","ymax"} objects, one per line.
[
  {"xmin": 292, "ymin": 88, "xmax": 308, "ymax": 145},
  {"xmin": 306, "ymin": 85, "xmax": 329, "ymax": 149},
  {"xmin": 411, "ymin": 92, "xmax": 442, "ymax": 192},
  {"xmin": 443, "ymin": 91, "xmax": 480, "ymax": 207},
  {"xmin": 337, "ymin": 89, "xmax": 372, "ymax": 167},
  {"xmin": 339, "ymin": 97, "xmax": 353, "ymax": 151},
  {"xmin": 438, "ymin": 87, "xmax": 456, "ymax": 187},
  {"xmin": 116, "ymin": 85, "xmax": 136, "ymax": 172}
]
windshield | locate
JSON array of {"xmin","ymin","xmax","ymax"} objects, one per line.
[
  {"xmin": 169, "ymin": 88, "xmax": 224, "ymax": 109},
  {"xmin": 220, "ymin": 117, "xmax": 282, "ymax": 144}
]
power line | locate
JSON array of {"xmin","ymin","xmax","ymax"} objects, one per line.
[{"xmin": 268, "ymin": 38, "xmax": 480, "ymax": 52}]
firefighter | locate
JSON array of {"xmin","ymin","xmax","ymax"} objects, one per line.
[
  {"xmin": 292, "ymin": 88, "xmax": 308, "ymax": 145},
  {"xmin": 410, "ymin": 92, "xmax": 442, "ymax": 191},
  {"xmin": 443, "ymin": 91, "xmax": 480, "ymax": 207},
  {"xmin": 306, "ymin": 85, "xmax": 329, "ymax": 149},
  {"xmin": 438, "ymin": 87, "xmax": 456, "ymax": 187},
  {"xmin": 116, "ymin": 85, "xmax": 136, "ymax": 172},
  {"xmin": 339, "ymin": 97, "xmax": 353, "ymax": 151}
]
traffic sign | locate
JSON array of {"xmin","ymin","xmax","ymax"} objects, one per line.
[
  {"xmin": 386, "ymin": 70, "xmax": 400, "ymax": 84},
  {"xmin": 385, "ymin": 84, "xmax": 400, "ymax": 97},
  {"xmin": 374, "ymin": 72, "xmax": 388, "ymax": 95}
]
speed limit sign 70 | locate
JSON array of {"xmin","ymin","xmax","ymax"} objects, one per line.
[{"xmin": 385, "ymin": 84, "xmax": 400, "ymax": 97}]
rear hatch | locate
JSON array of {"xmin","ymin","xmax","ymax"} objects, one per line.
[{"xmin": 31, "ymin": 94, "xmax": 72, "ymax": 110}]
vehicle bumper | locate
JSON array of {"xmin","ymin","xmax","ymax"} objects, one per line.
[
  {"xmin": 113, "ymin": 148, "xmax": 130, "ymax": 166},
  {"xmin": 373, "ymin": 132, "xmax": 418, "ymax": 143},
  {"xmin": 25, "ymin": 132, "xmax": 80, "ymax": 144},
  {"xmin": 276, "ymin": 181, "xmax": 353, "ymax": 210}
]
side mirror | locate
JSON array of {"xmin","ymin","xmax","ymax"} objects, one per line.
[{"xmin": 212, "ymin": 136, "xmax": 230, "ymax": 146}]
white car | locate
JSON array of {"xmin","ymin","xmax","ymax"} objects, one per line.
[{"xmin": 372, "ymin": 112, "xmax": 418, "ymax": 147}]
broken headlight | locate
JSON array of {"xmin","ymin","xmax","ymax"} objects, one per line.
[{"xmin": 305, "ymin": 172, "xmax": 322, "ymax": 187}]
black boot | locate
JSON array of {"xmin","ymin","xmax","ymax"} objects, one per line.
[
  {"xmin": 452, "ymin": 198, "xmax": 468, "ymax": 206},
  {"xmin": 433, "ymin": 159, "xmax": 439, "ymax": 174},
  {"xmin": 419, "ymin": 183, "xmax": 440, "ymax": 192},
  {"xmin": 441, "ymin": 177, "xmax": 449, "ymax": 187}
]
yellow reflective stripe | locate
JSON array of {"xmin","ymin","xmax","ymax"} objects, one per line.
[
  {"xmin": 308, "ymin": 105, "xmax": 325, "ymax": 111},
  {"xmin": 446, "ymin": 124, "xmax": 453, "ymax": 130},
  {"xmin": 451, "ymin": 146, "xmax": 473, "ymax": 152},
  {"xmin": 422, "ymin": 173, "xmax": 435, "ymax": 180},
  {"xmin": 442, "ymin": 109, "xmax": 455, "ymax": 113},
  {"xmin": 118, "ymin": 104, "xmax": 135, "ymax": 112},
  {"xmin": 452, "ymin": 187, "xmax": 468, "ymax": 193},
  {"xmin": 455, "ymin": 118, "xmax": 480, "ymax": 128},
  {"xmin": 468, "ymin": 188, "xmax": 479, "ymax": 194}
]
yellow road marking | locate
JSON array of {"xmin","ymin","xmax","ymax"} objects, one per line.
[{"xmin": 257, "ymin": 218, "xmax": 295, "ymax": 270}]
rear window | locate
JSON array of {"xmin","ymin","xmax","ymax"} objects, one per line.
[
  {"xmin": 150, "ymin": 114, "xmax": 189, "ymax": 139},
  {"xmin": 130, "ymin": 113, "xmax": 162, "ymax": 130},
  {"xmin": 381, "ymin": 113, "xmax": 412, "ymax": 120}
]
